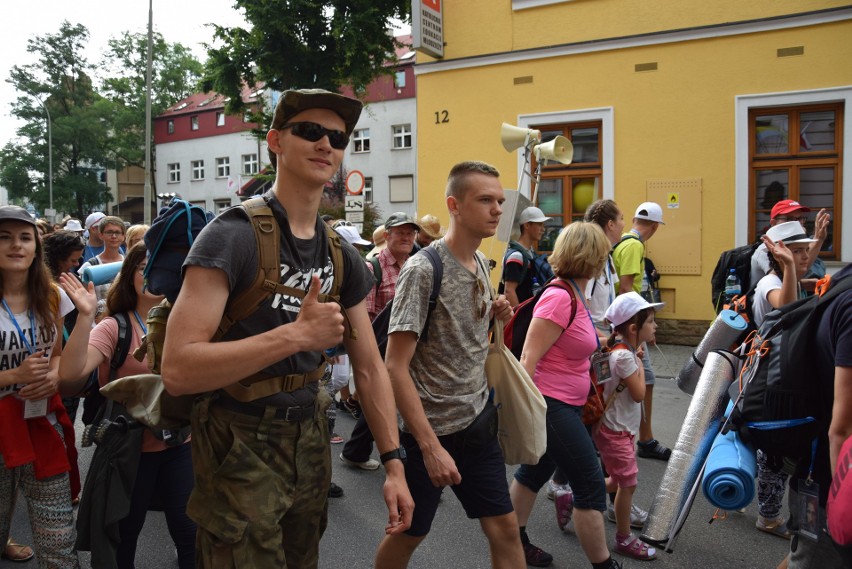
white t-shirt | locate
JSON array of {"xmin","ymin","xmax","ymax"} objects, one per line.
[
  {"xmin": 750, "ymin": 244, "xmax": 771, "ymax": 288},
  {"xmin": 752, "ymin": 273, "xmax": 782, "ymax": 327},
  {"xmin": 600, "ymin": 347, "xmax": 641, "ymax": 435},
  {"xmin": 586, "ymin": 255, "xmax": 617, "ymax": 329},
  {"xmin": 0, "ymin": 289, "xmax": 74, "ymax": 399}
]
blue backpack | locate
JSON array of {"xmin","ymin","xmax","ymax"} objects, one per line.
[{"xmin": 143, "ymin": 200, "xmax": 213, "ymax": 303}]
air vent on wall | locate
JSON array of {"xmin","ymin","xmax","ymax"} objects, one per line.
[
  {"xmin": 513, "ymin": 75, "xmax": 533, "ymax": 85},
  {"xmin": 777, "ymin": 46, "xmax": 804, "ymax": 57},
  {"xmin": 635, "ymin": 62, "xmax": 658, "ymax": 72}
]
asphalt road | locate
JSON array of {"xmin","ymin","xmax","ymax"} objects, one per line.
[{"xmin": 4, "ymin": 344, "xmax": 792, "ymax": 568}]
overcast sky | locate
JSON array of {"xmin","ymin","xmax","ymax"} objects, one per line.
[{"xmin": 0, "ymin": 0, "xmax": 254, "ymax": 144}]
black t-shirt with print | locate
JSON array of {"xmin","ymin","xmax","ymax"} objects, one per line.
[{"xmin": 184, "ymin": 191, "xmax": 373, "ymax": 406}]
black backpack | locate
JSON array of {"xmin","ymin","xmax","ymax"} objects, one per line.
[
  {"xmin": 503, "ymin": 278, "xmax": 577, "ymax": 360},
  {"xmin": 372, "ymin": 246, "xmax": 442, "ymax": 358},
  {"xmin": 725, "ymin": 274, "xmax": 852, "ymax": 461},
  {"xmin": 80, "ymin": 313, "xmax": 134, "ymax": 427},
  {"xmin": 710, "ymin": 240, "xmax": 762, "ymax": 313}
]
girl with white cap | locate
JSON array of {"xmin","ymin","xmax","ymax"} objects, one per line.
[{"xmin": 594, "ymin": 292, "xmax": 663, "ymax": 561}]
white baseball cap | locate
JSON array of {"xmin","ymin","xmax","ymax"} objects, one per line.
[
  {"xmin": 634, "ymin": 202, "xmax": 665, "ymax": 225},
  {"xmin": 604, "ymin": 291, "xmax": 664, "ymax": 327},
  {"xmin": 335, "ymin": 225, "xmax": 371, "ymax": 246},
  {"xmin": 85, "ymin": 211, "xmax": 106, "ymax": 229},
  {"xmin": 519, "ymin": 207, "xmax": 550, "ymax": 225}
]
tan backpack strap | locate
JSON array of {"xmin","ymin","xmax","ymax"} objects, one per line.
[
  {"xmin": 323, "ymin": 225, "xmax": 357, "ymax": 340},
  {"xmin": 216, "ymin": 197, "xmax": 279, "ymax": 339}
]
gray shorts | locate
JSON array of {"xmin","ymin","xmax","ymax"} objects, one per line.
[{"xmin": 642, "ymin": 343, "xmax": 656, "ymax": 385}]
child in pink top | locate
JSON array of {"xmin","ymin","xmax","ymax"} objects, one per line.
[{"xmin": 593, "ymin": 292, "xmax": 663, "ymax": 561}]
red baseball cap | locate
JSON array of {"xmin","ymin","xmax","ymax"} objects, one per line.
[{"xmin": 770, "ymin": 199, "xmax": 810, "ymax": 219}]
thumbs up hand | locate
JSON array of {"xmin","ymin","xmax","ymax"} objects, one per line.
[{"xmin": 294, "ymin": 275, "xmax": 344, "ymax": 351}]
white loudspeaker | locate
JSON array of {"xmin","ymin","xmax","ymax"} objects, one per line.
[
  {"xmin": 533, "ymin": 135, "xmax": 573, "ymax": 165},
  {"xmin": 501, "ymin": 123, "xmax": 542, "ymax": 152}
]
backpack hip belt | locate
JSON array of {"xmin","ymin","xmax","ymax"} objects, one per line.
[{"xmin": 222, "ymin": 361, "xmax": 329, "ymax": 402}]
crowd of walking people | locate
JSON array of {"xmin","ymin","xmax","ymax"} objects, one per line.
[{"xmin": 0, "ymin": 87, "xmax": 847, "ymax": 569}]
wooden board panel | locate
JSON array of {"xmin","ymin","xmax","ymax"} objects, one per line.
[{"xmin": 644, "ymin": 178, "xmax": 702, "ymax": 275}]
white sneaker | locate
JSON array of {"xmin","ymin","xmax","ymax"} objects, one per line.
[
  {"xmin": 606, "ymin": 503, "xmax": 648, "ymax": 529},
  {"xmin": 545, "ymin": 480, "xmax": 571, "ymax": 501},
  {"xmin": 339, "ymin": 453, "xmax": 380, "ymax": 471}
]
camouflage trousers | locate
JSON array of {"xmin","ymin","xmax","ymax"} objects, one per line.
[{"xmin": 187, "ymin": 391, "xmax": 332, "ymax": 569}]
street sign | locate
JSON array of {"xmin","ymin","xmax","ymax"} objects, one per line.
[
  {"xmin": 346, "ymin": 170, "xmax": 365, "ymax": 195},
  {"xmin": 345, "ymin": 195, "xmax": 364, "ymax": 212},
  {"xmin": 347, "ymin": 211, "xmax": 364, "ymax": 223}
]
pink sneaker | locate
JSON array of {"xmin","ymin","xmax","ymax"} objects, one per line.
[{"xmin": 555, "ymin": 489, "xmax": 574, "ymax": 531}]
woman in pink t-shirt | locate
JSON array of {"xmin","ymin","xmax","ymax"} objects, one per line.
[
  {"xmin": 59, "ymin": 243, "xmax": 196, "ymax": 569},
  {"xmin": 509, "ymin": 222, "xmax": 624, "ymax": 569}
]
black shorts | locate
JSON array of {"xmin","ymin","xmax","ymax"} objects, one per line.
[{"xmin": 401, "ymin": 410, "xmax": 513, "ymax": 537}]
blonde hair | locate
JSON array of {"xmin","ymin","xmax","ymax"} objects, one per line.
[
  {"xmin": 548, "ymin": 221, "xmax": 610, "ymax": 279},
  {"xmin": 125, "ymin": 224, "xmax": 149, "ymax": 248}
]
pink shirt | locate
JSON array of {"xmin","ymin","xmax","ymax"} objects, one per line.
[
  {"xmin": 90, "ymin": 315, "xmax": 167, "ymax": 453},
  {"xmin": 532, "ymin": 285, "xmax": 598, "ymax": 406}
]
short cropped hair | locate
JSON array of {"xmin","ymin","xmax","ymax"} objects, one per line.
[
  {"xmin": 548, "ymin": 221, "xmax": 610, "ymax": 280},
  {"xmin": 445, "ymin": 161, "xmax": 500, "ymax": 200},
  {"xmin": 99, "ymin": 216, "xmax": 126, "ymax": 233}
]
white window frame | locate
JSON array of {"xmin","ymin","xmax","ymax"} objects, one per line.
[
  {"xmin": 735, "ymin": 86, "xmax": 852, "ymax": 262},
  {"xmin": 216, "ymin": 157, "xmax": 230, "ymax": 178},
  {"xmin": 353, "ymin": 129, "xmax": 370, "ymax": 153},
  {"xmin": 167, "ymin": 120, "xmax": 174, "ymax": 134},
  {"xmin": 191, "ymin": 160, "xmax": 205, "ymax": 181},
  {"xmin": 364, "ymin": 177, "xmax": 373, "ymax": 203},
  {"xmin": 214, "ymin": 199, "xmax": 232, "ymax": 213},
  {"xmin": 190, "ymin": 116, "xmax": 199, "ymax": 131},
  {"xmin": 167, "ymin": 162, "xmax": 180, "ymax": 183},
  {"xmin": 216, "ymin": 112, "xmax": 225, "ymax": 127},
  {"xmin": 516, "ymin": 107, "xmax": 614, "ymax": 201},
  {"xmin": 242, "ymin": 153, "xmax": 258, "ymax": 175},
  {"xmin": 392, "ymin": 124, "xmax": 412, "ymax": 149}
]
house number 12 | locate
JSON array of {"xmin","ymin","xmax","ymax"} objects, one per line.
[{"xmin": 434, "ymin": 110, "xmax": 449, "ymax": 124}]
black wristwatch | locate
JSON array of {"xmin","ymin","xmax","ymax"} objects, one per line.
[{"xmin": 379, "ymin": 447, "xmax": 407, "ymax": 465}]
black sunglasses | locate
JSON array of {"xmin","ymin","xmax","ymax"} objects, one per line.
[{"xmin": 280, "ymin": 122, "xmax": 350, "ymax": 150}]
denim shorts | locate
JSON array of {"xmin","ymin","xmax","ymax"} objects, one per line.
[{"xmin": 514, "ymin": 396, "xmax": 607, "ymax": 511}]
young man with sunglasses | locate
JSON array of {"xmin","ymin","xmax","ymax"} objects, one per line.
[
  {"xmin": 375, "ymin": 161, "xmax": 523, "ymax": 569},
  {"xmin": 161, "ymin": 89, "xmax": 412, "ymax": 568}
]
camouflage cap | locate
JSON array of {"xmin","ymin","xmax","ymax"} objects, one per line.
[{"xmin": 270, "ymin": 89, "xmax": 363, "ymax": 136}]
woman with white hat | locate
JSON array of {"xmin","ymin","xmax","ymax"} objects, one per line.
[{"xmin": 752, "ymin": 220, "xmax": 818, "ymax": 540}]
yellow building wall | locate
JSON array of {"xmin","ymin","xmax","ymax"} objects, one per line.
[
  {"xmin": 415, "ymin": 19, "xmax": 852, "ymax": 322},
  {"xmin": 425, "ymin": 0, "xmax": 851, "ymax": 61}
]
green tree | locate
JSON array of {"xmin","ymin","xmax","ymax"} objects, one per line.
[
  {"xmin": 202, "ymin": 0, "xmax": 410, "ymax": 127},
  {"xmin": 3, "ymin": 21, "xmax": 112, "ymax": 218},
  {"xmin": 100, "ymin": 31, "xmax": 203, "ymax": 169}
]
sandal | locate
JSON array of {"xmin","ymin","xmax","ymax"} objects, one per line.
[
  {"xmin": 755, "ymin": 515, "xmax": 792, "ymax": 539},
  {"xmin": 3, "ymin": 538, "xmax": 35, "ymax": 562},
  {"xmin": 614, "ymin": 533, "xmax": 657, "ymax": 561},
  {"xmin": 555, "ymin": 489, "xmax": 574, "ymax": 531}
]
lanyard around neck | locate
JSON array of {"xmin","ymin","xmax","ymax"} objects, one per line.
[
  {"xmin": 132, "ymin": 310, "xmax": 147, "ymax": 335},
  {"xmin": 568, "ymin": 278, "xmax": 601, "ymax": 351},
  {"xmin": 2, "ymin": 299, "xmax": 37, "ymax": 355}
]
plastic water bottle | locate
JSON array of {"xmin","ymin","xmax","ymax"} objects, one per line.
[
  {"xmin": 531, "ymin": 276, "xmax": 541, "ymax": 295},
  {"xmin": 725, "ymin": 269, "xmax": 741, "ymax": 304}
]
